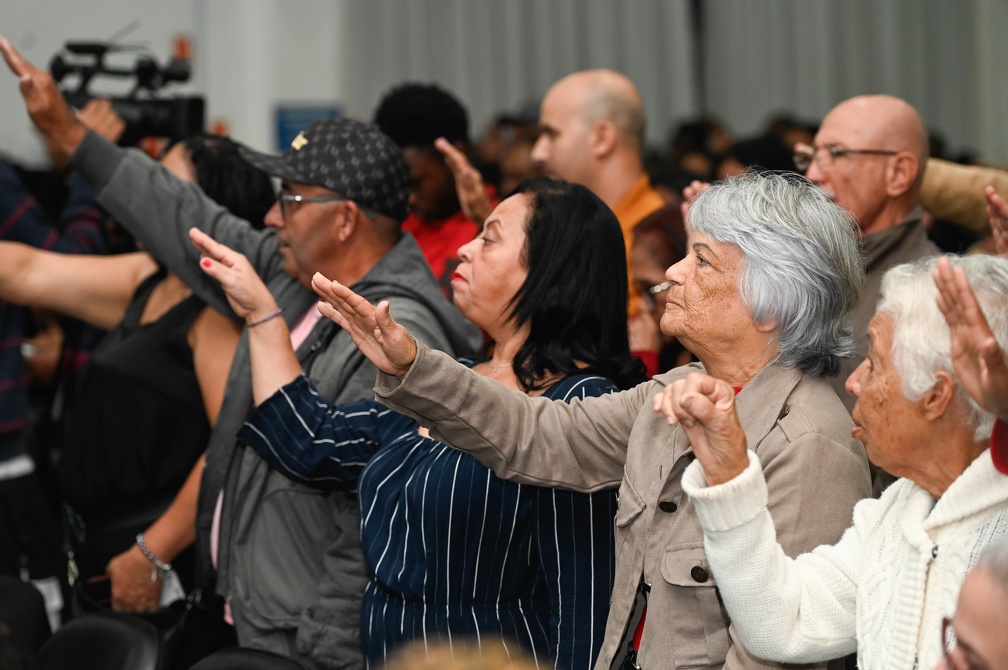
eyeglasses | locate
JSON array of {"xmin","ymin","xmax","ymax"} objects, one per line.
[
  {"xmin": 277, "ymin": 193, "xmax": 377, "ymax": 220},
  {"xmin": 792, "ymin": 142, "xmax": 898, "ymax": 172}
]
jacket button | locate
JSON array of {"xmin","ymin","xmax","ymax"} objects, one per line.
[
  {"xmin": 691, "ymin": 566, "xmax": 709, "ymax": 583},
  {"xmin": 658, "ymin": 500, "xmax": 678, "ymax": 513}
]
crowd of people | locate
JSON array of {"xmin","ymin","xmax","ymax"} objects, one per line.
[{"xmin": 1, "ymin": 29, "xmax": 1008, "ymax": 670}]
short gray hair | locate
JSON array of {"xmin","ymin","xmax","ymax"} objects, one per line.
[
  {"xmin": 688, "ymin": 171, "xmax": 864, "ymax": 377},
  {"xmin": 878, "ymin": 254, "xmax": 1008, "ymax": 442},
  {"xmin": 976, "ymin": 533, "xmax": 1008, "ymax": 591}
]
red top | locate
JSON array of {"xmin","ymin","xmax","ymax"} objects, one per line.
[{"xmin": 992, "ymin": 418, "xmax": 1008, "ymax": 474}]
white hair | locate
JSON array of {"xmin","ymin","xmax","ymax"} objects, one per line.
[
  {"xmin": 877, "ymin": 254, "xmax": 1008, "ymax": 441},
  {"xmin": 976, "ymin": 532, "xmax": 1008, "ymax": 590},
  {"xmin": 689, "ymin": 171, "xmax": 863, "ymax": 376}
]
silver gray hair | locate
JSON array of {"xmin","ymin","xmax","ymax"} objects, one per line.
[
  {"xmin": 976, "ymin": 532, "xmax": 1008, "ymax": 590},
  {"xmin": 877, "ymin": 254, "xmax": 1008, "ymax": 442},
  {"xmin": 688, "ymin": 171, "xmax": 864, "ymax": 377}
]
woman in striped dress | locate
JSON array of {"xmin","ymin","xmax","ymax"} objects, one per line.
[{"xmin": 195, "ymin": 178, "xmax": 645, "ymax": 669}]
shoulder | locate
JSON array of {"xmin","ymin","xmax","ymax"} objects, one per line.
[{"xmin": 546, "ymin": 374, "xmax": 620, "ymax": 402}]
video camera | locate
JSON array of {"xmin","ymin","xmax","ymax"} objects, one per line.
[{"xmin": 50, "ymin": 40, "xmax": 205, "ymax": 145}]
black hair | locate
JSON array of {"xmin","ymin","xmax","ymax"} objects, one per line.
[
  {"xmin": 372, "ymin": 82, "xmax": 469, "ymax": 149},
  {"xmin": 506, "ymin": 178, "xmax": 646, "ymax": 391},
  {"xmin": 176, "ymin": 134, "xmax": 275, "ymax": 229}
]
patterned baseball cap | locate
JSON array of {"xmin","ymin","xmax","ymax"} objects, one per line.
[{"xmin": 239, "ymin": 117, "xmax": 411, "ymax": 222}]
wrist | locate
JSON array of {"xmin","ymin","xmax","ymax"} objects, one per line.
[
  {"xmin": 135, "ymin": 533, "xmax": 173, "ymax": 581},
  {"xmin": 247, "ymin": 306, "xmax": 284, "ymax": 328}
]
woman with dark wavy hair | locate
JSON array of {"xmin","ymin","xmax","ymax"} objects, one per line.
[{"xmin": 193, "ymin": 178, "xmax": 644, "ymax": 669}]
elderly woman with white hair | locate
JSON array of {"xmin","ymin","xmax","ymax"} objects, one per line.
[
  {"xmin": 652, "ymin": 254, "xmax": 1008, "ymax": 670},
  {"xmin": 307, "ymin": 171, "xmax": 873, "ymax": 670}
]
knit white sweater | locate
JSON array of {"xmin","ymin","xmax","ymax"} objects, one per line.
[{"xmin": 683, "ymin": 449, "xmax": 1008, "ymax": 670}]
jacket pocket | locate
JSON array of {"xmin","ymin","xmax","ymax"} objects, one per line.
[
  {"xmin": 614, "ymin": 475, "xmax": 646, "ymax": 558},
  {"xmin": 658, "ymin": 544, "xmax": 731, "ymax": 668}
]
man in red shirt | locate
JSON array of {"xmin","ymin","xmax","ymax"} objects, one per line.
[{"xmin": 374, "ymin": 83, "xmax": 491, "ymax": 297}]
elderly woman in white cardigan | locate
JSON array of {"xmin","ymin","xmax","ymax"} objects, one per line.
[{"xmin": 656, "ymin": 254, "xmax": 1008, "ymax": 670}]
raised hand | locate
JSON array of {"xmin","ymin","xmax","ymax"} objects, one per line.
[
  {"xmin": 934, "ymin": 255, "xmax": 1008, "ymax": 422},
  {"xmin": 680, "ymin": 179, "xmax": 711, "ymax": 226},
  {"xmin": 311, "ymin": 272, "xmax": 417, "ymax": 378},
  {"xmin": 0, "ymin": 36, "xmax": 87, "ymax": 159},
  {"xmin": 985, "ymin": 185, "xmax": 1008, "ymax": 258},
  {"xmin": 652, "ymin": 372, "xmax": 749, "ymax": 485},
  {"xmin": 190, "ymin": 227, "xmax": 279, "ymax": 324},
  {"xmin": 78, "ymin": 98, "xmax": 126, "ymax": 144},
  {"xmin": 435, "ymin": 137, "xmax": 493, "ymax": 224}
]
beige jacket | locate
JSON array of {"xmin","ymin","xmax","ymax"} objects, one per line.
[{"xmin": 376, "ymin": 344, "xmax": 872, "ymax": 670}]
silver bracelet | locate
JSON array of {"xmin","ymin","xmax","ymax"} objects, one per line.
[
  {"xmin": 248, "ymin": 306, "xmax": 284, "ymax": 327},
  {"xmin": 135, "ymin": 533, "xmax": 172, "ymax": 582}
]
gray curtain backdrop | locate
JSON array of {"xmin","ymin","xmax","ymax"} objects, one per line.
[
  {"xmin": 337, "ymin": 0, "xmax": 1007, "ymax": 161},
  {"xmin": 3, "ymin": 0, "xmax": 1005, "ymax": 163}
]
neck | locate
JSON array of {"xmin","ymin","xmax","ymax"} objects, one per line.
[
  {"xmin": 858, "ymin": 196, "xmax": 919, "ymax": 238},
  {"xmin": 694, "ymin": 332, "xmax": 779, "ymax": 387},
  {"xmin": 315, "ymin": 238, "xmax": 396, "ymax": 289},
  {"xmin": 589, "ymin": 155, "xmax": 645, "ymax": 211},
  {"xmin": 476, "ymin": 322, "xmax": 531, "ymax": 391},
  {"xmin": 911, "ymin": 436, "xmax": 988, "ymax": 499}
]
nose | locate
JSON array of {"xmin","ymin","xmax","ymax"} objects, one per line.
[
  {"xmin": 457, "ymin": 237, "xmax": 476, "ymax": 262},
  {"xmin": 666, "ymin": 256, "xmax": 688, "ymax": 285},
  {"xmin": 845, "ymin": 358, "xmax": 867, "ymax": 398},
  {"xmin": 264, "ymin": 200, "xmax": 284, "ymax": 229},
  {"xmin": 805, "ymin": 160, "xmax": 826, "ymax": 185},
  {"xmin": 530, "ymin": 135, "xmax": 549, "ymax": 165}
]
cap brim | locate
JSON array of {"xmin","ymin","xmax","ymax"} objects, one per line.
[{"xmin": 238, "ymin": 146, "xmax": 312, "ymax": 185}]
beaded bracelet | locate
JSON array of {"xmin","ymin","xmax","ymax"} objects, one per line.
[
  {"xmin": 248, "ymin": 306, "xmax": 284, "ymax": 327},
  {"xmin": 135, "ymin": 533, "xmax": 173, "ymax": 582}
]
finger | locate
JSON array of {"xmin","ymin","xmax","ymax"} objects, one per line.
[
  {"xmin": 188, "ymin": 227, "xmax": 235, "ymax": 264},
  {"xmin": 0, "ymin": 36, "xmax": 29, "ymax": 76},
  {"xmin": 435, "ymin": 137, "xmax": 465, "ymax": 171}
]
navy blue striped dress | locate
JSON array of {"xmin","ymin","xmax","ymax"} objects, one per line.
[{"xmin": 239, "ymin": 369, "xmax": 618, "ymax": 670}]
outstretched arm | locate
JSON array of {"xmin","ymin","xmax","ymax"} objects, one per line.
[
  {"xmin": 0, "ymin": 242, "xmax": 155, "ymax": 329},
  {"xmin": 1, "ymin": 36, "xmax": 88, "ymax": 162},
  {"xmin": 310, "ymin": 271, "xmax": 419, "ymax": 378},
  {"xmin": 934, "ymin": 255, "xmax": 1008, "ymax": 422},
  {"xmin": 190, "ymin": 228, "xmax": 301, "ymax": 406}
]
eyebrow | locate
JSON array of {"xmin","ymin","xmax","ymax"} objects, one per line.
[{"xmin": 691, "ymin": 242, "xmax": 719, "ymax": 260}]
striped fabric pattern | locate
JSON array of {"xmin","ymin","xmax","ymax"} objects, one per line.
[{"xmin": 240, "ymin": 369, "xmax": 619, "ymax": 670}]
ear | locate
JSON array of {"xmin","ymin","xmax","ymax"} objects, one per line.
[
  {"xmin": 590, "ymin": 119, "xmax": 618, "ymax": 159},
  {"xmin": 754, "ymin": 318, "xmax": 777, "ymax": 334},
  {"xmin": 885, "ymin": 151, "xmax": 920, "ymax": 197},
  {"xmin": 332, "ymin": 202, "xmax": 359, "ymax": 243},
  {"xmin": 921, "ymin": 370, "xmax": 956, "ymax": 421}
]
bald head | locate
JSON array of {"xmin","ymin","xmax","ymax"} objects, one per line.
[
  {"xmin": 805, "ymin": 94, "xmax": 929, "ymax": 235},
  {"xmin": 825, "ymin": 95, "xmax": 928, "ymax": 179},
  {"xmin": 551, "ymin": 70, "xmax": 646, "ymax": 150},
  {"xmin": 531, "ymin": 69, "xmax": 648, "ymax": 202}
]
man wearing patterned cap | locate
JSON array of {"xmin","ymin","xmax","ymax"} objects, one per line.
[{"xmin": 0, "ymin": 37, "xmax": 481, "ymax": 669}]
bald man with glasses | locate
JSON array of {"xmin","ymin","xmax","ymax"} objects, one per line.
[{"xmin": 793, "ymin": 95, "xmax": 939, "ymax": 493}]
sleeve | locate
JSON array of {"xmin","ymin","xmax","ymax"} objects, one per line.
[
  {"xmin": 921, "ymin": 158, "xmax": 1008, "ymax": 233},
  {"xmin": 238, "ymin": 374, "xmax": 392, "ymax": 492},
  {"xmin": 0, "ymin": 160, "xmax": 105, "ymax": 254},
  {"xmin": 534, "ymin": 377, "xmax": 619, "ymax": 670},
  {"xmin": 375, "ymin": 342, "xmax": 653, "ymax": 492},
  {"xmin": 683, "ymin": 450, "xmax": 868, "ymax": 664},
  {"xmin": 67, "ymin": 131, "xmax": 278, "ymax": 315}
]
